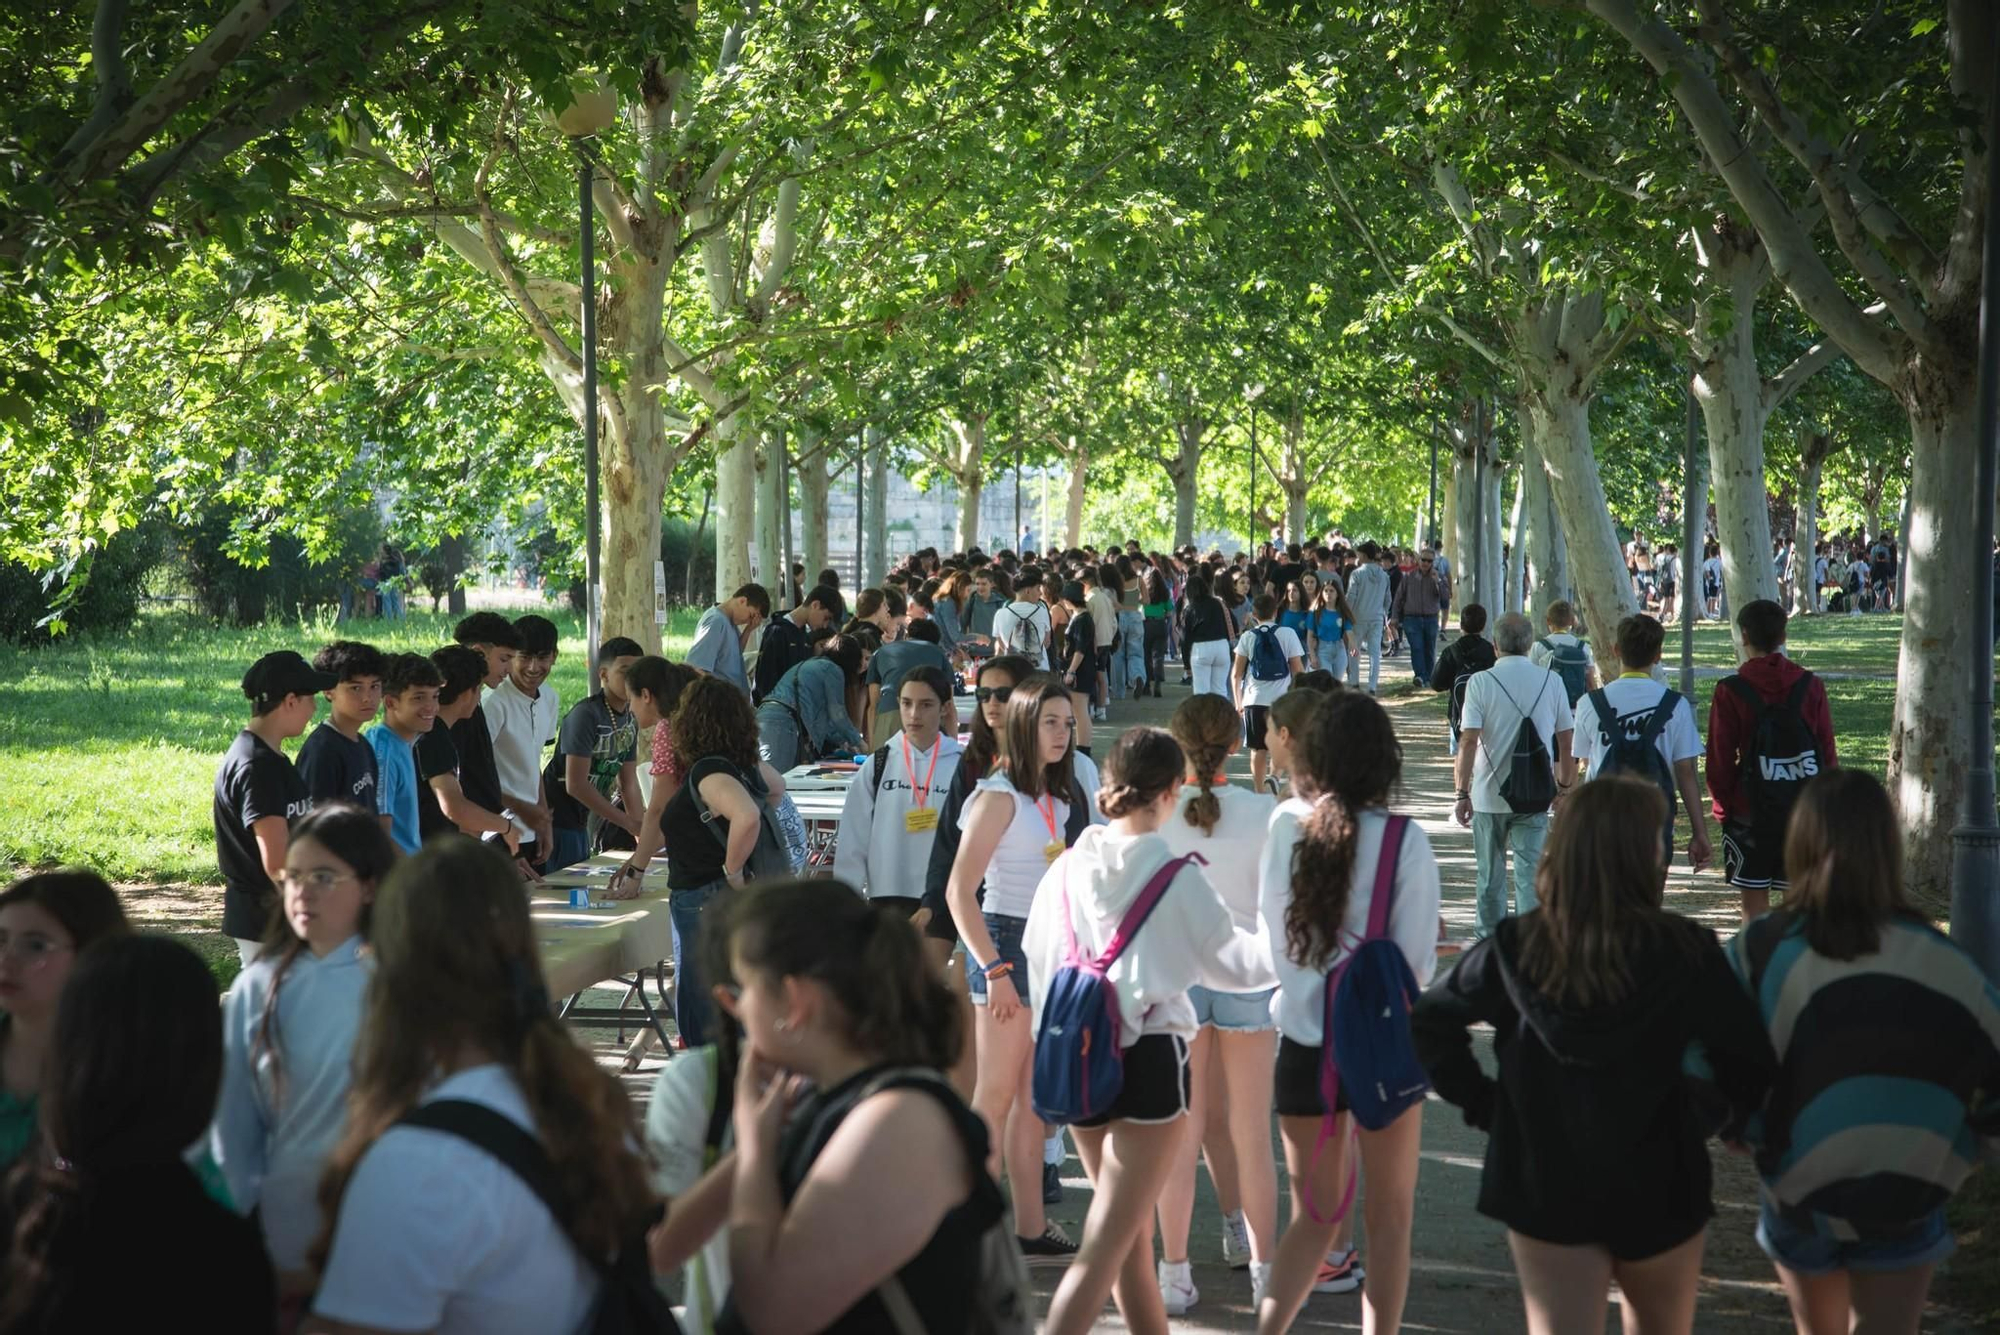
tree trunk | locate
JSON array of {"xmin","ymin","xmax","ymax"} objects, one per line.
[
  {"xmin": 754, "ymin": 427, "xmax": 784, "ymax": 590},
  {"xmin": 1064, "ymin": 442, "xmax": 1087, "ymax": 549},
  {"xmin": 439, "ymin": 532, "xmax": 468, "ymax": 615},
  {"xmin": 946, "ymin": 415, "xmax": 987, "ymax": 555},
  {"xmin": 1892, "ymin": 377, "xmax": 1981, "ymax": 910},
  {"xmin": 1529, "ymin": 392, "xmax": 1638, "ymax": 641},
  {"xmin": 1693, "ymin": 251, "xmax": 1780, "ymax": 648},
  {"xmin": 1521, "ymin": 432, "xmax": 1564, "ymax": 623},
  {"xmin": 863, "ymin": 425, "xmax": 888, "ymax": 585},
  {"xmin": 1793, "ymin": 431, "xmax": 1833, "ymax": 615},
  {"xmin": 1505, "ymin": 471, "xmax": 1528, "ymax": 615},
  {"xmin": 1165, "ymin": 421, "xmax": 1205, "ymax": 550},
  {"xmin": 798, "ymin": 433, "xmax": 828, "ymax": 580},
  {"xmin": 712, "ymin": 414, "xmax": 754, "ymax": 601},
  {"xmin": 1439, "ymin": 464, "xmax": 1459, "ymax": 569}
]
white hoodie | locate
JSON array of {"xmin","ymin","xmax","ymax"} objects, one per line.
[
  {"xmin": 832, "ymin": 730, "xmax": 962, "ymax": 899},
  {"xmin": 1023, "ymin": 827, "xmax": 1270, "ymax": 1045}
]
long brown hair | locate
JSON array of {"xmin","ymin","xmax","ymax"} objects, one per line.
[
  {"xmin": 964, "ymin": 655, "xmax": 1031, "ymax": 779},
  {"xmin": 1098, "ymin": 728, "xmax": 1185, "ymax": 820},
  {"xmin": 1000, "ymin": 673, "xmax": 1076, "ymax": 802},
  {"xmin": 312, "ymin": 838, "xmax": 652, "ymax": 1267},
  {"xmin": 1171, "ymin": 694, "xmax": 1238, "ymax": 835},
  {"xmin": 1516, "ymin": 776, "xmax": 1703, "ymax": 1006},
  {"xmin": 1782, "ymin": 770, "xmax": 1919, "ymax": 960},
  {"xmin": 1286, "ymin": 691, "xmax": 1400, "ymax": 970},
  {"xmin": 672, "ymin": 675, "xmax": 762, "ymax": 772}
]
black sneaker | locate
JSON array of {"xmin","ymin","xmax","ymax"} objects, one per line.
[
  {"xmin": 1042, "ymin": 1160, "xmax": 1064, "ymax": 1204},
  {"xmin": 1018, "ymin": 1221, "xmax": 1079, "ymax": 1266}
]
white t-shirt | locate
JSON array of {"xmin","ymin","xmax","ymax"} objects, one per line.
[
  {"xmin": 1258, "ymin": 804, "xmax": 1440, "ymax": 1046},
  {"xmin": 1459, "ymin": 655, "xmax": 1574, "ymax": 814},
  {"xmin": 834, "ymin": 732, "xmax": 962, "ymax": 900},
  {"xmin": 990, "ymin": 599, "xmax": 1052, "ymax": 666},
  {"xmin": 484, "ymin": 678, "xmax": 560, "ymax": 845},
  {"xmin": 646, "ymin": 1049, "xmax": 732, "ymax": 1335},
  {"xmin": 963, "ymin": 771, "xmax": 1072, "ymax": 919},
  {"xmin": 1571, "ymin": 676, "xmax": 1702, "ymax": 781},
  {"xmin": 1233, "ymin": 624, "xmax": 1305, "ymax": 708},
  {"xmin": 1023, "ymin": 828, "xmax": 1265, "ymax": 1043},
  {"xmin": 1158, "ymin": 784, "xmax": 1278, "ymax": 979},
  {"xmin": 313, "ymin": 1064, "xmax": 599, "ymax": 1335}
]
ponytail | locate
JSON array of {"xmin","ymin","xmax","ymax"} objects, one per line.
[
  {"xmin": 1169, "ymin": 694, "xmax": 1239, "ymax": 836},
  {"xmin": 1285, "ymin": 691, "xmax": 1402, "ymax": 970},
  {"xmin": 1286, "ymin": 795, "xmax": 1361, "ymax": 969}
]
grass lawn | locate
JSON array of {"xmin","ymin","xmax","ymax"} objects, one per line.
[{"xmin": 0, "ymin": 604, "xmax": 702, "ymax": 884}]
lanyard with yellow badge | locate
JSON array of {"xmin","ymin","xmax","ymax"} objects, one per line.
[{"xmin": 902, "ymin": 736, "xmax": 941, "ymax": 833}]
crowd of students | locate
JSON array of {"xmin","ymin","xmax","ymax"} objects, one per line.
[{"xmin": 0, "ymin": 532, "xmax": 1993, "ymax": 1335}]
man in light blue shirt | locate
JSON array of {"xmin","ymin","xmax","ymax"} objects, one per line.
[
  {"xmin": 1344, "ymin": 541, "xmax": 1392, "ymax": 694},
  {"xmin": 685, "ymin": 583, "xmax": 770, "ymax": 694}
]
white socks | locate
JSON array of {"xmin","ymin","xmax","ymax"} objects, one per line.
[{"xmin": 1043, "ymin": 1130, "xmax": 1064, "ymax": 1166}]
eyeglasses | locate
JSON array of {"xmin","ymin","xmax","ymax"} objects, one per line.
[
  {"xmin": 974, "ymin": 685, "xmax": 1014, "ymax": 703},
  {"xmin": 277, "ymin": 868, "xmax": 356, "ymax": 894},
  {"xmin": 0, "ymin": 933, "xmax": 72, "ymax": 966}
]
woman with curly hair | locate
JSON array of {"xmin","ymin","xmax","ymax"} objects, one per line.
[
  {"xmin": 307, "ymin": 837, "xmax": 658, "ymax": 1334},
  {"xmin": 665, "ymin": 677, "xmax": 791, "ymax": 1048},
  {"xmin": 1254, "ymin": 690, "xmax": 1440, "ymax": 1333}
]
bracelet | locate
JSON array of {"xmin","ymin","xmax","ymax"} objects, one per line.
[{"xmin": 982, "ymin": 961, "xmax": 1014, "ymax": 980}]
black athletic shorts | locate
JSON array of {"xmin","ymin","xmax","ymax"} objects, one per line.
[
  {"xmin": 1274, "ymin": 1036, "xmax": 1352, "ymax": 1118},
  {"xmin": 1073, "ymin": 1033, "xmax": 1191, "ymax": 1128},
  {"xmin": 1243, "ymin": 704, "xmax": 1272, "ymax": 752},
  {"xmin": 1722, "ymin": 818, "xmax": 1787, "ymax": 892}
]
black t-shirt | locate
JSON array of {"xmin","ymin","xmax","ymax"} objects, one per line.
[
  {"xmin": 415, "ymin": 718, "xmax": 461, "ymax": 843},
  {"xmin": 296, "ymin": 721, "xmax": 380, "ymax": 812},
  {"xmin": 662, "ymin": 755, "xmax": 764, "ymax": 889},
  {"xmin": 213, "ymin": 729, "xmax": 310, "ymax": 942},
  {"xmin": 1064, "ymin": 610, "xmax": 1099, "ymax": 686},
  {"xmin": 754, "ymin": 615, "xmax": 814, "ymax": 703},
  {"xmin": 450, "ymin": 704, "xmax": 505, "ymax": 814}
]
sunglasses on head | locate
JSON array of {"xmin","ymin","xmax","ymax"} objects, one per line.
[{"xmin": 974, "ymin": 685, "xmax": 1014, "ymax": 703}]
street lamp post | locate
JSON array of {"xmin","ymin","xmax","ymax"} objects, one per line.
[{"xmin": 556, "ymin": 78, "xmax": 618, "ymax": 653}]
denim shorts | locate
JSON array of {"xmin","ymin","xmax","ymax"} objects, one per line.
[
  {"xmin": 964, "ymin": 911, "xmax": 1029, "ymax": 1006},
  {"xmin": 1188, "ymin": 984, "xmax": 1277, "ymax": 1032},
  {"xmin": 1756, "ymin": 1202, "xmax": 1956, "ymax": 1277}
]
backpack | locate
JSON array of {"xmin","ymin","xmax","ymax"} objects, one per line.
[
  {"xmin": 1301, "ymin": 816, "xmax": 1428, "ymax": 1222},
  {"xmin": 1031, "ymin": 853, "xmax": 1203, "ymax": 1125},
  {"xmin": 1001, "ymin": 601, "xmax": 1045, "ymax": 664},
  {"xmin": 822, "ymin": 1069, "xmax": 1034, "ymax": 1335},
  {"xmin": 1248, "ymin": 624, "xmax": 1291, "ymax": 681},
  {"xmin": 1485, "ymin": 673, "xmax": 1557, "ymax": 814},
  {"xmin": 399, "ymin": 1101, "xmax": 681, "ymax": 1335},
  {"xmin": 1586, "ymin": 687, "xmax": 1680, "ymax": 808},
  {"xmin": 688, "ymin": 757, "xmax": 794, "ymax": 881},
  {"xmin": 1537, "ymin": 636, "xmax": 1591, "ymax": 706},
  {"xmin": 1723, "ymin": 673, "xmax": 1824, "ymax": 832}
]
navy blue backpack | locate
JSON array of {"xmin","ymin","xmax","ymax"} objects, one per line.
[
  {"xmin": 1303, "ymin": 815, "xmax": 1431, "ymax": 1222},
  {"xmin": 1031, "ymin": 853, "xmax": 1204, "ymax": 1125},
  {"xmin": 1248, "ymin": 623, "xmax": 1290, "ymax": 680}
]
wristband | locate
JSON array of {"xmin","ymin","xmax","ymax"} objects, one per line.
[
  {"xmin": 982, "ymin": 960, "xmax": 1014, "ymax": 980},
  {"xmin": 1455, "ymin": 789, "xmax": 1470, "ymax": 800}
]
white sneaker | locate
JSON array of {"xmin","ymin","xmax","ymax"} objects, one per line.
[
  {"xmin": 1251, "ymin": 1261, "xmax": 1273, "ymax": 1311},
  {"xmin": 1158, "ymin": 1259, "xmax": 1199, "ymax": 1316},
  {"xmin": 1221, "ymin": 1209, "xmax": 1252, "ymax": 1268}
]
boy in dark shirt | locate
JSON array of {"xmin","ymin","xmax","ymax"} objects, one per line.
[
  {"xmin": 418, "ymin": 645, "xmax": 519, "ymax": 850},
  {"xmin": 213, "ymin": 651, "xmax": 332, "ymax": 964},
  {"xmin": 295, "ymin": 640, "xmax": 385, "ymax": 811},
  {"xmin": 545, "ymin": 637, "xmax": 646, "ymax": 871},
  {"xmin": 448, "ymin": 612, "xmax": 519, "ymax": 820}
]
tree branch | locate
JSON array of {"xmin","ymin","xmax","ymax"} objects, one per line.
[
  {"xmin": 54, "ymin": 0, "xmax": 134, "ymax": 164},
  {"xmin": 475, "ymin": 102, "xmax": 581, "ymax": 376},
  {"xmin": 1424, "ymin": 305, "xmax": 1510, "ymax": 371},
  {"xmin": 1763, "ymin": 335, "xmax": 1844, "ymax": 413}
]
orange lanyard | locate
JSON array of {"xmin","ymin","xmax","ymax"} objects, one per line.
[
  {"xmin": 1037, "ymin": 794, "xmax": 1061, "ymax": 842},
  {"xmin": 902, "ymin": 735, "xmax": 941, "ymax": 809},
  {"xmin": 1176, "ymin": 775, "xmax": 1230, "ymax": 787}
]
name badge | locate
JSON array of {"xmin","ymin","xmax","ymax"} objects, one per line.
[
  {"xmin": 905, "ymin": 808, "xmax": 939, "ymax": 833},
  {"xmin": 1044, "ymin": 840, "xmax": 1065, "ymax": 865}
]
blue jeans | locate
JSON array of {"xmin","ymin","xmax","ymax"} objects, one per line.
[
  {"xmin": 545, "ymin": 825, "xmax": 590, "ymax": 874},
  {"xmin": 1472, "ymin": 810, "xmax": 1548, "ymax": 938},
  {"xmin": 1403, "ymin": 614, "xmax": 1439, "ymax": 683},
  {"xmin": 670, "ymin": 878, "xmax": 729, "ymax": 1047},
  {"xmin": 1758, "ymin": 1202, "xmax": 1955, "ymax": 1276}
]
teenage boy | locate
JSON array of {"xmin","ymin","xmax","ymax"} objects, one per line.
[
  {"xmin": 487, "ymin": 613, "xmax": 561, "ymax": 862},
  {"xmin": 215, "ymin": 651, "xmax": 330, "ymax": 965},
  {"xmin": 1527, "ymin": 599, "xmax": 1599, "ymax": 705},
  {"xmin": 417, "ymin": 645, "xmax": 518, "ymax": 849},
  {"xmin": 967, "ymin": 568, "xmax": 1005, "ymax": 641},
  {"xmin": 450, "ymin": 612, "xmax": 520, "ymax": 825},
  {"xmin": 1430, "ymin": 603, "xmax": 1497, "ymax": 757},
  {"xmin": 865, "ymin": 618, "xmax": 952, "ymax": 746},
  {"xmin": 1706, "ymin": 598, "xmax": 1839, "ymax": 921},
  {"xmin": 687, "ymin": 583, "xmax": 771, "ymax": 693},
  {"xmin": 992, "ymin": 567, "xmax": 1053, "ymax": 669},
  {"xmin": 836, "ymin": 666, "xmax": 963, "ymax": 914},
  {"xmin": 753, "ymin": 585, "xmax": 844, "ymax": 703},
  {"xmin": 1059, "ymin": 581, "xmax": 1102, "ymax": 722},
  {"xmin": 295, "ymin": 640, "xmax": 385, "ymax": 811},
  {"xmin": 1231, "ymin": 592, "xmax": 1306, "ymax": 793},
  {"xmin": 1345, "ymin": 541, "xmax": 1390, "ymax": 693},
  {"xmin": 369, "ymin": 652, "xmax": 443, "ymax": 854},
  {"xmin": 1570, "ymin": 615, "xmax": 1710, "ymax": 874},
  {"xmin": 545, "ymin": 637, "xmax": 645, "ymax": 871}
]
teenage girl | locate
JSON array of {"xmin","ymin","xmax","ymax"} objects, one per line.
[
  {"xmin": 211, "ymin": 804, "xmax": 395, "ymax": 1301},
  {"xmin": 1256, "ymin": 690, "xmax": 1441, "ymax": 1333},
  {"xmin": 1154, "ymin": 695, "xmax": 1281, "ymax": 1313},
  {"xmin": 1140, "ymin": 566, "xmax": 1173, "ymax": 695},
  {"xmin": 613, "ymin": 655, "xmax": 699, "ymax": 896},
  {"xmin": 1309, "ymin": 579, "xmax": 1358, "ymax": 681},
  {"xmin": 1412, "ymin": 777, "xmax": 1776, "ymax": 1335},
  {"xmin": 715, "ymin": 880, "xmax": 1000, "ymax": 1333},
  {"xmin": 1177, "ymin": 572, "xmax": 1235, "ymax": 700},
  {"xmin": 945, "ymin": 675, "xmax": 1085, "ymax": 1264},
  {"xmin": 309, "ymin": 837, "xmax": 657, "ymax": 1334},
  {"xmin": 1026, "ymin": 728, "xmax": 1270, "ymax": 1335},
  {"xmin": 1115, "ymin": 555, "xmax": 1147, "ymax": 700}
]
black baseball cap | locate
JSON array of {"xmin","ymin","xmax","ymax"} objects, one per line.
[{"xmin": 242, "ymin": 651, "xmax": 338, "ymax": 710}]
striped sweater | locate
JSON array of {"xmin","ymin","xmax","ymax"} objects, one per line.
[{"xmin": 1729, "ymin": 911, "xmax": 2000, "ymax": 1240}]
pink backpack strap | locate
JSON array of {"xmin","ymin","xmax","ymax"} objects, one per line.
[
  {"xmin": 1092, "ymin": 852, "xmax": 1204, "ymax": 972},
  {"xmin": 1362, "ymin": 815, "xmax": 1408, "ymax": 943}
]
